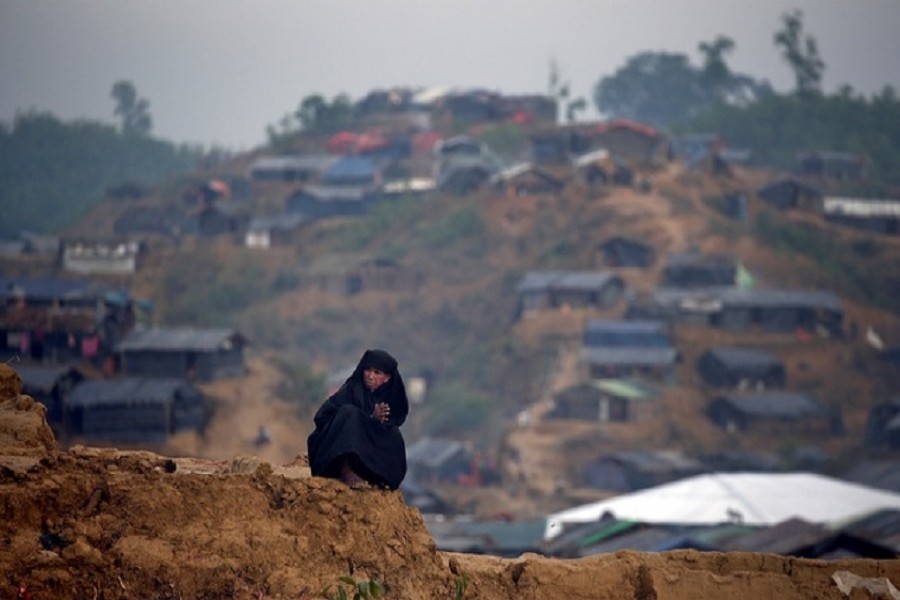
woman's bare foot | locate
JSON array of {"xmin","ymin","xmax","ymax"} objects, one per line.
[
  {"xmin": 339, "ymin": 470, "xmax": 369, "ymax": 488},
  {"xmin": 338, "ymin": 460, "xmax": 369, "ymax": 488}
]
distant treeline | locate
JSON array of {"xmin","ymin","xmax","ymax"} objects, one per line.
[
  {"xmin": 682, "ymin": 89, "xmax": 900, "ymax": 190},
  {"xmin": 0, "ymin": 111, "xmax": 197, "ymax": 237}
]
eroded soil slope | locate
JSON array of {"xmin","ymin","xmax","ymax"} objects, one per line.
[{"xmin": 2, "ymin": 364, "xmax": 899, "ymax": 600}]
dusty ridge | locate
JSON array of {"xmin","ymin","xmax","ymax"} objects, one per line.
[{"xmin": 2, "ymin": 364, "xmax": 899, "ymax": 599}]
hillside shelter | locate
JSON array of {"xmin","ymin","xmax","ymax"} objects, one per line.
[
  {"xmin": 581, "ymin": 119, "xmax": 671, "ymax": 167},
  {"xmin": 706, "ymin": 391, "xmax": 831, "ymax": 434},
  {"xmin": 626, "ymin": 287, "xmax": 843, "ymax": 335},
  {"xmin": 183, "ymin": 201, "xmax": 245, "ymax": 236},
  {"xmin": 116, "ymin": 327, "xmax": 247, "ymax": 382},
  {"xmin": 716, "ymin": 288, "xmax": 843, "ymax": 336},
  {"xmin": 245, "ymin": 213, "xmax": 308, "ymax": 249},
  {"xmin": 516, "ymin": 271, "xmax": 624, "ymax": 318},
  {"xmin": 62, "ymin": 239, "xmax": 141, "ymax": 275},
  {"xmin": 823, "ymin": 196, "xmax": 900, "ymax": 235},
  {"xmin": 113, "ymin": 205, "xmax": 182, "ymax": 236},
  {"xmin": 66, "ymin": 377, "xmax": 207, "ymax": 444},
  {"xmin": 248, "ymin": 155, "xmax": 338, "ymax": 182},
  {"xmin": 16, "ymin": 364, "xmax": 86, "ymax": 428},
  {"xmin": 721, "ymin": 517, "xmax": 897, "ymax": 559},
  {"xmin": 0, "ymin": 276, "xmax": 137, "ymax": 365},
  {"xmin": 579, "ymin": 320, "xmax": 678, "ymax": 380},
  {"xmin": 406, "ymin": 436, "xmax": 472, "ymax": 484},
  {"xmin": 662, "ymin": 252, "xmax": 737, "ymax": 288},
  {"xmin": 322, "ymin": 156, "xmax": 383, "ymax": 186},
  {"xmin": 696, "ymin": 346, "xmax": 786, "ymax": 389},
  {"xmin": 757, "ymin": 177, "xmax": 823, "ymax": 211},
  {"xmin": 548, "ymin": 379, "xmax": 654, "ymax": 423},
  {"xmin": 864, "ymin": 399, "xmax": 900, "ymax": 450},
  {"xmin": 581, "ymin": 450, "xmax": 706, "ymax": 493},
  {"xmin": 286, "ymin": 185, "xmax": 381, "ymax": 220},
  {"xmin": 573, "ymin": 149, "xmax": 634, "ymax": 187},
  {"xmin": 435, "ymin": 157, "xmax": 495, "ymax": 195},
  {"xmin": 599, "ymin": 236, "xmax": 656, "ymax": 268},
  {"xmin": 490, "ymin": 162, "xmax": 564, "ymax": 196},
  {"xmin": 796, "ymin": 151, "xmax": 866, "ymax": 181}
]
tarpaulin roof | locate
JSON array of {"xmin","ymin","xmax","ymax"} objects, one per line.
[
  {"xmin": 116, "ymin": 327, "xmax": 244, "ymax": 352},
  {"xmin": 326, "ymin": 131, "xmax": 358, "ymax": 154},
  {"xmin": 544, "ymin": 472, "xmax": 900, "ymax": 539}
]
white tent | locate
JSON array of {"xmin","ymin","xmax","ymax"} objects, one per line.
[{"xmin": 544, "ymin": 472, "xmax": 900, "ymax": 540}]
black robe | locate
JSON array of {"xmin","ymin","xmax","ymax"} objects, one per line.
[{"xmin": 307, "ymin": 353, "xmax": 408, "ymax": 489}]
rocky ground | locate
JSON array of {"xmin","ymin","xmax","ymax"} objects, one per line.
[{"xmin": 3, "ymin": 363, "xmax": 900, "ymax": 599}]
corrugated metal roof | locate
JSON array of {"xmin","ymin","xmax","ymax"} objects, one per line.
[
  {"xmin": 722, "ymin": 517, "xmax": 832, "ymax": 554},
  {"xmin": 665, "ymin": 251, "xmax": 736, "ymax": 268},
  {"xmin": 324, "ymin": 157, "xmax": 377, "ymax": 182},
  {"xmin": 824, "ymin": 197, "xmax": 900, "ymax": 218},
  {"xmin": 604, "ymin": 450, "xmax": 704, "ymax": 472},
  {"xmin": 842, "ymin": 460, "xmax": 900, "ymax": 494},
  {"xmin": 579, "ymin": 347, "xmax": 678, "ymax": 367},
  {"xmin": 517, "ymin": 271, "xmax": 621, "ymax": 293},
  {"xmin": 842, "ymin": 509, "xmax": 900, "ymax": 551},
  {"xmin": 585, "ymin": 319, "xmax": 668, "ymax": 335},
  {"xmin": 15, "ymin": 365, "xmax": 81, "ymax": 390},
  {"xmin": 116, "ymin": 327, "xmax": 243, "ymax": 352},
  {"xmin": 249, "ymin": 154, "xmax": 338, "ymax": 173},
  {"xmin": 295, "ymin": 184, "xmax": 372, "ymax": 202},
  {"xmin": 247, "ymin": 213, "xmax": 307, "ymax": 232},
  {"xmin": 406, "ymin": 437, "xmax": 466, "ymax": 469},
  {"xmin": 68, "ymin": 378, "xmax": 188, "ymax": 407},
  {"xmin": 720, "ymin": 288, "xmax": 842, "ymax": 311},
  {"xmin": 706, "ymin": 346, "xmax": 782, "ymax": 368},
  {"xmin": 2, "ymin": 276, "xmax": 116, "ymax": 303},
  {"xmin": 718, "ymin": 391, "xmax": 821, "ymax": 418}
]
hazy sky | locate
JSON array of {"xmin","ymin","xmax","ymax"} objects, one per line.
[{"xmin": 2, "ymin": 1, "xmax": 899, "ymax": 150}]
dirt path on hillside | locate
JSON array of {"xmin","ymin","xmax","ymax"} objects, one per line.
[
  {"xmin": 498, "ymin": 338, "xmax": 603, "ymax": 510},
  {"xmin": 163, "ymin": 354, "xmax": 311, "ymax": 465}
]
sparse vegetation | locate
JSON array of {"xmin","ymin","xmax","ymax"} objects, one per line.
[
  {"xmin": 274, "ymin": 358, "xmax": 327, "ymax": 414},
  {"xmin": 322, "ymin": 576, "xmax": 385, "ymax": 600},
  {"xmin": 421, "ymin": 202, "xmax": 487, "ymax": 254},
  {"xmin": 753, "ymin": 209, "xmax": 900, "ymax": 314},
  {"xmin": 454, "ymin": 573, "xmax": 470, "ymax": 600},
  {"xmin": 427, "ymin": 382, "xmax": 492, "ymax": 436}
]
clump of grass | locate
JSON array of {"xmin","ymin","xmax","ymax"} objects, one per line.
[{"xmin": 323, "ymin": 576, "xmax": 385, "ymax": 600}]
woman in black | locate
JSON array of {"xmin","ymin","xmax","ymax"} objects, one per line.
[{"xmin": 307, "ymin": 349, "xmax": 408, "ymax": 489}]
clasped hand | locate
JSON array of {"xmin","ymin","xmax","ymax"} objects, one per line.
[{"xmin": 372, "ymin": 402, "xmax": 390, "ymax": 423}]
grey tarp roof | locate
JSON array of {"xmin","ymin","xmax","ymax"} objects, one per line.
[
  {"xmin": 68, "ymin": 378, "xmax": 189, "ymax": 408},
  {"xmin": 517, "ymin": 271, "xmax": 622, "ymax": 294},
  {"xmin": 406, "ymin": 436, "xmax": 466, "ymax": 469},
  {"xmin": 116, "ymin": 327, "xmax": 244, "ymax": 352},
  {"xmin": 1, "ymin": 276, "xmax": 115, "ymax": 303},
  {"xmin": 716, "ymin": 392, "xmax": 822, "ymax": 419},
  {"xmin": 579, "ymin": 347, "xmax": 678, "ymax": 367},
  {"xmin": 703, "ymin": 346, "xmax": 782, "ymax": 369},
  {"xmin": 15, "ymin": 365, "xmax": 81, "ymax": 391}
]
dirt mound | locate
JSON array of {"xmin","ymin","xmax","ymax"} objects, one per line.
[{"xmin": 2, "ymin": 364, "xmax": 899, "ymax": 599}]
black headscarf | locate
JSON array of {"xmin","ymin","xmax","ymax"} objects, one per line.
[
  {"xmin": 307, "ymin": 349, "xmax": 409, "ymax": 488},
  {"xmin": 343, "ymin": 349, "xmax": 408, "ymax": 418}
]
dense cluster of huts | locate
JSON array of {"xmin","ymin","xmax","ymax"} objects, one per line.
[
  {"xmin": 0, "ymin": 275, "xmax": 247, "ymax": 444},
  {"xmin": 3, "ymin": 84, "xmax": 899, "ymax": 561}
]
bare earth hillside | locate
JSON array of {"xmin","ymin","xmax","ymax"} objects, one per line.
[{"xmin": 3, "ymin": 364, "xmax": 899, "ymax": 600}]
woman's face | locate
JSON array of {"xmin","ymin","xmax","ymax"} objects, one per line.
[{"xmin": 363, "ymin": 367, "xmax": 391, "ymax": 391}]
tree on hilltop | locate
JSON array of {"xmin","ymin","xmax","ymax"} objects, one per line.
[
  {"xmin": 111, "ymin": 80, "xmax": 153, "ymax": 136},
  {"xmin": 774, "ymin": 9, "xmax": 826, "ymax": 96}
]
